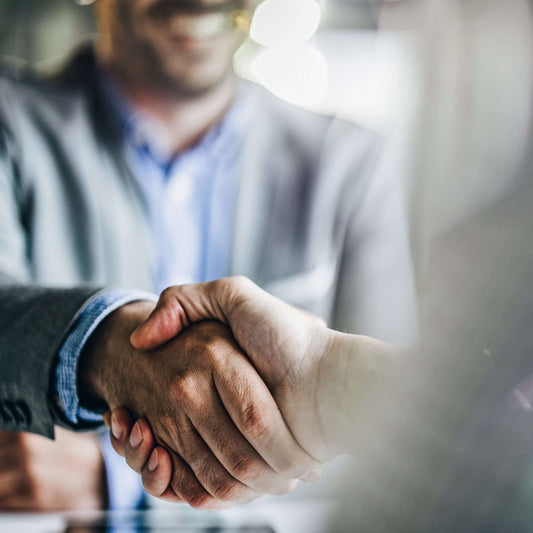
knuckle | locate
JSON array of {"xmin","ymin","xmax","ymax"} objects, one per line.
[
  {"xmin": 170, "ymin": 374, "xmax": 200, "ymax": 404},
  {"xmin": 241, "ymin": 403, "xmax": 270, "ymax": 441},
  {"xmin": 269, "ymin": 454, "xmax": 309, "ymax": 478},
  {"xmin": 186, "ymin": 326, "xmax": 229, "ymax": 366},
  {"xmin": 213, "ymin": 276, "xmax": 253, "ymax": 309},
  {"xmin": 229, "ymin": 453, "xmax": 260, "ymax": 483},
  {"xmin": 225, "ymin": 276, "xmax": 252, "ymax": 303},
  {"xmin": 203, "ymin": 340, "xmax": 226, "ymax": 366},
  {"xmin": 160, "ymin": 287, "xmax": 175, "ymax": 303},
  {"xmin": 171, "ymin": 471, "xmax": 213, "ymax": 509},
  {"xmin": 229, "ymin": 275, "xmax": 252, "ymax": 291},
  {"xmin": 183, "ymin": 451, "xmax": 202, "ymax": 472},
  {"xmin": 211, "ymin": 278, "xmax": 227, "ymax": 294},
  {"xmin": 186, "ymin": 490, "xmax": 213, "ymax": 510},
  {"xmin": 22, "ymin": 476, "xmax": 39, "ymax": 504},
  {"xmin": 212, "ymin": 478, "xmax": 244, "ymax": 502},
  {"xmin": 274, "ymin": 451, "xmax": 320, "ymax": 479}
]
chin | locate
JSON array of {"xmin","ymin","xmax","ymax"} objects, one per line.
[
  {"xmin": 136, "ymin": 38, "xmax": 236, "ymax": 98},
  {"xmin": 162, "ymin": 67, "xmax": 233, "ymax": 98}
]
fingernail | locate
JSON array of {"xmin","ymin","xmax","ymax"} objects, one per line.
[
  {"xmin": 148, "ymin": 449, "xmax": 159, "ymax": 472},
  {"xmin": 300, "ymin": 468, "xmax": 322, "ymax": 483},
  {"xmin": 110, "ymin": 413, "xmax": 123, "ymax": 441},
  {"xmin": 130, "ymin": 422, "xmax": 143, "ymax": 448}
]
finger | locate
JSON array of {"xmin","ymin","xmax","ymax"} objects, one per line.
[
  {"xmin": 0, "ymin": 497, "xmax": 34, "ymax": 512},
  {"xmin": 213, "ymin": 346, "xmax": 321, "ymax": 480},
  {"xmin": 140, "ymin": 446, "xmax": 175, "ymax": 500},
  {"xmin": 160, "ymin": 416, "xmax": 261, "ymax": 503},
  {"xmin": 166, "ymin": 449, "xmax": 229, "ymax": 510},
  {"xmin": 178, "ymin": 377, "xmax": 296, "ymax": 496},
  {"xmin": 0, "ymin": 478, "xmax": 40, "ymax": 512},
  {"xmin": 109, "ymin": 407, "xmax": 134, "ymax": 457},
  {"xmin": 130, "ymin": 288, "xmax": 192, "ymax": 350},
  {"xmin": 130, "ymin": 282, "xmax": 224, "ymax": 351},
  {"xmin": 0, "ymin": 469, "xmax": 44, "ymax": 511},
  {"xmin": 155, "ymin": 485, "xmax": 236, "ymax": 510},
  {"xmin": 0, "ymin": 468, "xmax": 24, "ymax": 501},
  {"xmin": 0, "ymin": 447, "xmax": 36, "ymax": 502},
  {"xmin": 124, "ymin": 419, "xmax": 156, "ymax": 474},
  {"xmin": 0, "ymin": 430, "xmax": 22, "ymax": 447}
]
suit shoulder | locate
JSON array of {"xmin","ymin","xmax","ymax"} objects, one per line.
[
  {"xmin": 0, "ymin": 59, "xmax": 89, "ymax": 137},
  {"xmin": 243, "ymin": 81, "xmax": 380, "ymax": 152},
  {"xmin": 0, "ymin": 60, "xmax": 41, "ymax": 100}
]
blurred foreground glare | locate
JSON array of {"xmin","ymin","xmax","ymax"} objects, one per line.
[
  {"xmin": 250, "ymin": 44, "xmax": 328, "ymax": 107},
  {"xmin": 238, "ymin": 0, "xmax": 328, "ymax": 106},
  {"xmin": 249, "ymin": 0, "xmax": 322, "ymax": 46}
]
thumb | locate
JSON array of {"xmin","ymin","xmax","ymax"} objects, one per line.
[
  {"xmin": 130, "ymin": 291, "xmax": 191, "ymax": 350},
  {"xmin": 130, "ymin": 282, "xmax": 226, "ymax": 350}
]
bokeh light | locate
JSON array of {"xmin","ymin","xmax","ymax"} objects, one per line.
[
  {"xmin": 250, "ymin": 43, "xmax": 328, "ymax": 106},
  {"xmin": 250, "ymin": 0, "xmax": 322, "ymax": 46}
]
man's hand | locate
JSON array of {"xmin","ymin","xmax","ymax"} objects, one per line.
[
  {"xmin": 113, "ymin": 278, "xmax": 401, "ymax": 502},
  {"xmin": 0, "ymin": 428, "xmax": 105, "ymax": 511},
  {"xmin": 130, "ymin": 278, "xmax": 401, "ymax": 462},
  {"xmin": 130, "ymin": 278, "xmax": 337, "ymax": 462},
  {"xmin": 79, "ymin": 301, "xmax": 320, "ymax": 509}
]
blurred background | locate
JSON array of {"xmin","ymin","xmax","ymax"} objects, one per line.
[
  {"xmin": 0, "ymin": 0, "xmax": 417, "ymax": 211},
  {"xmin": 0, "ymin": 1, "xmax": 382, "ymax": 65},
  {"xmin": 2, "ymin": 1, "xmax": 533, "ymax": 531},
  {"xmin": 0, "ymin": 0, "xmax": 402, "ymax": 125},
  {"xmin": 2, "ymin": 0, "xmax": 532, "ymax": 263}
]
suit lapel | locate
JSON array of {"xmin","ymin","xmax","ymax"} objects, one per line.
[{"xmin": 230, "ymin": 88, "xmax": 274, "ymax": 279}]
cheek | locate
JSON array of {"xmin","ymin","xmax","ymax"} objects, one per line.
[{"xmin": 134, "ymin": 15, "xmax": 165, "ymax": 48}]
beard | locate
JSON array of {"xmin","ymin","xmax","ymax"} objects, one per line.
[
  {"xmin": 108, "ymin": 0, "xmax": 248, "ymax": 99},
  {"xmin": 135, "ymin": 37, "xmax": 237, "ymax": 99}
]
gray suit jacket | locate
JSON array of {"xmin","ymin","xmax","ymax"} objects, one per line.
[{"xmin": 0, "ymin": 48, "xmax": 416, "ymax": 438}]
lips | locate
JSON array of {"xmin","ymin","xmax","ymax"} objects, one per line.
[
  {"xmin": 167, "ymin": 12, "xmax": 235, "ymax": 40},
  {"xmin": 147, "ymin": 0, "xmax": 248, "ymax": 40}
]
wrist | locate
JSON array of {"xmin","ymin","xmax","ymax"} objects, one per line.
[
  {"xmin": 313, "ymin": 330, "xmax": 351, "ymax": 457},
  {"xmin": 318, "ymin": 332, "xmax": 401, "ymax": 456},
  {"xmin": 78, "ymin": 300, "xmax": 156, "ymax": 410}
]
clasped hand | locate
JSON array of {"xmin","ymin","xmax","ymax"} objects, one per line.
[{"xmin": 82, "ymin": 281, "xmax": 324, "ymax": 509}]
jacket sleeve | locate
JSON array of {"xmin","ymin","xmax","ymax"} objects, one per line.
[
  {"xmin": 332, "ymin": 130, "xmax": 418, "ymax": 348},
  {"xmin": 0, "ymin": 112, "xmax": 102, "ymax": 438},
  {"xmin": 0, "ymin": 285, "xmax": 101, "ymax": 438}
]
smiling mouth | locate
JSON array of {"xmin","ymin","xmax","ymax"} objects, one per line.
[
  {"xmin": 166, "ymin": 12, "xmax": 245, "ymax": 40},
  {"xmin": 147, "ymin": 1, "xmax": 251, "ymax": 40}
]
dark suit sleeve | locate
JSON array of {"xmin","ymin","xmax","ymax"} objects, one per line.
[
  {"xmin": 0, "ymin": 286, "xmax": 102, "ymax": 438},
  {"xmin": 0, "ymin": 114, "xmax": 102, "ymax": 437}
]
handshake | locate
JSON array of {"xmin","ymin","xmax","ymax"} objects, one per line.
[{"xmin": 80, "ymin": 277, "xmax": 399, "ymax": 509}]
